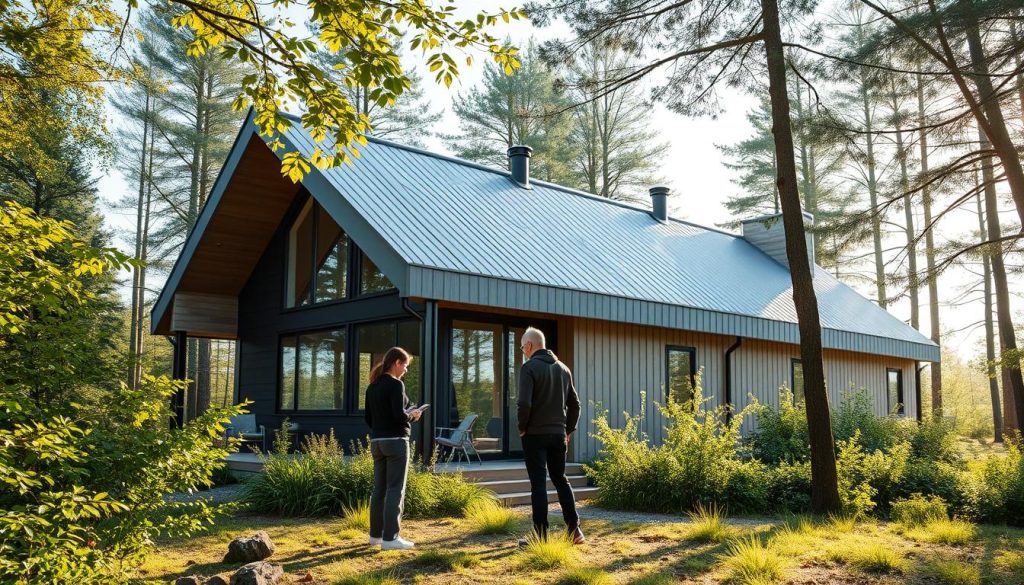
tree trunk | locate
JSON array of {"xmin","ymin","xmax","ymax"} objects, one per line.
[
  {"xmin": 855, "ymin": 23, "xmax": 887, "ymax": 308},
  {"xmin": 895, "ymin": 124, "xmax": 919, "ymax": 331},
  {"xmin": 128, "ymin": 90, "xmax": 151, "ymax": 389},
  {"xmin": 916, "ymin": 71, "xmax": 942, "ymax": 417},
  {"xmin": 964, "ymin": 22, "xmax": 1024, "ymax": 228},
  {"xmin": 977, "ymin": 190, "xmax": 1003, "ymax": 442},
  {"xmin": 763, "ymin": 0, "xmax": 840, "ymax": 514},
  {"xmin": 978, "ymin": 127, "xmax": 1024, "ymax": 435}
]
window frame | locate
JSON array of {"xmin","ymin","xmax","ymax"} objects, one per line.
[
  {"xmin": 277, "ymin": 326, "xmax": 351, "ymax": 415},
  {"xmin": 665, "ymin": 345, "xmax": 697, "ymax": 405},
  {"xmin": 277, "ymin": 318, "xmax": 422, "ymax": 416},
  {"xmin": 790, "ymin": 358, "xmax": 804, "ymax": 404},
  {"xmin": 887, "ymin": 367, "xmax": 904, "ymax": 416}
]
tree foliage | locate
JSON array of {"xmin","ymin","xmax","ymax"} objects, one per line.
[{"xmin": 0, "ymin": 201, "xmax": 245, "ymax": 583}]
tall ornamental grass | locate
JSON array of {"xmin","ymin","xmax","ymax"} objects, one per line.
[{"xmin": 241, "ymin": 426, "xmax": 489, "ymax": 518}]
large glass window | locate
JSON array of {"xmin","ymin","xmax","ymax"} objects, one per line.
[
  {"xmin": 791, "ymin": 358, "xmax": 804, "ymax": 404},
  {"xmin": 287, "ymin": 199, "xmax": 349, "ymax": 307},
  {"xmin": 357, "ymin": 322, "xmax": 397, "ymax": 411},
  {"xmin": 887, "ymin": 368, "xmax": 904, "ymax": 415},
  {"xmin": 666, "ymin": 346, "xmax": 696, "ymax": 405},
  {"xmin": 280, "ymin": 329, "xmax": 346, "ymax": 411},
  {"xmin": 359, "ymin": 252, "xmax": 394, "ymax": 295},
  {"xmin": 451, "ymin": 321, "xmax": 502, "ymax": 454}
]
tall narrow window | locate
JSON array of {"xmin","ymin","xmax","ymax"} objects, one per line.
[
  {"xmin": 791, "ymin": 358, "xmax": 804, "ymax": 404},
  {"xmin": 887, "ymin": 368, "xmax": 904, "ymax": 415},
  {"xmin": 286, "ymin": 199, "xmax": 349, "ymax": 308},
  {"xmin": 666, "ymin": 346, "xmax": 697, "ymax": 404}
]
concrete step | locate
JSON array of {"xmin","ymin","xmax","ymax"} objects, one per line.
[
  {"xmin": 476, "ymin": 475, "xmax": 589, "ymax": 495},
  {"xmin": 499, "ymin": 486, "xmax": 600, "ymax": 506},
  {"xmin": 438, "ymin": 462, "xmax": 585, "ymax": 483}
]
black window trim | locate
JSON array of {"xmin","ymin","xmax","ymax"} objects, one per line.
[
  {"xmin": 887, "ymin": 367, "xmax": 905, "ymax": 416},
  {"xmin": 277, "ymin": 325, "xmax": 351, "ymax": 416},
  {"xmin": 282, "ymin": 195, "xmax": 398, "ymax": 313},
  {"xmin": 665, "ymin": 345, "xmax": 697, "ymax": 404},
  {"xmin": 276, "ymin": 318, "xmax": 422, "ymax": 416},
  {"xmin": 790, "ymin": 357, "xmax": 803, "ymax": 404}
]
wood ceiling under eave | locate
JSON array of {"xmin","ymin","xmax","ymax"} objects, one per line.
[{"xmin": 155, "ymin": 136, "xmax": 300, "ymax": 334}]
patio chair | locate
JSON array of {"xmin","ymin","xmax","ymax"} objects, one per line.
[
  {"xmin": 224, "ymin": 414, "xmax": 266, "ymax": 452},
  {"xmin": 434, "ymin": 413, "xmax": 482, "ymax": 464}
]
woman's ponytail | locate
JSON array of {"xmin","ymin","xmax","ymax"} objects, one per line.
[{"xmin": 369, "ymin": 346, "xmax": 412, "ymax": 384}]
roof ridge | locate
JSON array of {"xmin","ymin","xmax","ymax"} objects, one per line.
[{"xmin": 275, "ymin": 111, "xmax": 739, "ymax": 239}]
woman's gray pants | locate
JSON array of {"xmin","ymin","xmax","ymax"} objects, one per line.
[{"xmin": 369, "ymin": 438, "xmax": 410, "ymax": 541}]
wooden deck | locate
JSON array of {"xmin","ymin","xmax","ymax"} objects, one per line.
[{"xmin": 224, "ymin": 453, "xmax": 597, "ymax": 505}]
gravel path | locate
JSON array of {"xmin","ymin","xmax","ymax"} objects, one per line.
[
  {"xmin": 511, "ymin": 501, "xmax": 773, "ymax": 526},
  {"xmin": 165, "ymin": 484, "xmax": 246, "ymax": 505}
]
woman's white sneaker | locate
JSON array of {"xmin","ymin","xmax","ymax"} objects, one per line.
[{"xmin": 381, "ymin": 537, "xmax": 415, "ymax": 550}]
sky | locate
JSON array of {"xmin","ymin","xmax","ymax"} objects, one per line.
[{"xmin": 95, "ymin": 1, "xmax": 1023, "ymax": 365}]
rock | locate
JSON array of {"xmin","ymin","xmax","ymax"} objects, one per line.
[
  {"xmin": 224, "ymin": 531, "xmax": 276, "ymax": 563},
  {"xmin": 174, "ymin": 577, "xmax": 202, "ymax": 585},
  {"xmin": 205, "ymin": 576, "xmax": 230, "ymax": 585},
  {"xmin": 230, "ymin": 561, "xmax": 284, "ymax": 585}
]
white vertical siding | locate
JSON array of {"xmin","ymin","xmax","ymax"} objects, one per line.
[{"xmin": 570, "ymin": 317, "xmax": 920, "ymax": 460}]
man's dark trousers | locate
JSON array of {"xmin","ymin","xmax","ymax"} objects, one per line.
[{"xmin": 522, "ymin": 433, "xmax": 579, "ymax": 539}]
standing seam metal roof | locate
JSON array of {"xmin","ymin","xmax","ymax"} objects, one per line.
[{"xmin": 274, "ymin": 116, "xmax": 937, "ymax": 361}]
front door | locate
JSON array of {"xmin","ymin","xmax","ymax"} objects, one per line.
[{"xmin": 444, "ymin": 316, "xmax": 556, "ymax": 459}]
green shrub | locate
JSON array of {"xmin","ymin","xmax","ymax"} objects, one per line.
[
  {"xmin": 764, "ymin": 461, "xmax": 812, "ymax": 513},
  {"xmin": 891, "ymin": 494, "xmax": 948, "ymax": 526},
  {"xmin": 242, "ymin": 433, "xmax": 487, "ymax": 518},
  {"xmin": 586, "ymin": 379, "xmax": 761, "ymax": 514},
  {"xmin": 910, "ymin": 418, "xmax": 961, "ymax": 464},
  {"xmin": 751, "ymin": 386, "xmax": 809, "ymax": 464},
  {"xmin": 832, "ymin": 390, "xmax": 913, "ymax": 452},
  {"xmin": 896, "ymin": 460, "xmax": 973, "ymax": 517},
  {"xmin": 973, "ymin": 440, "xmax": 1024, "ymax": 525}
]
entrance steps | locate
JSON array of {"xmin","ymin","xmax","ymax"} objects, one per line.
[{"xmin": 434, "ymin": 461, "xmax": 598, "ymax": 506}]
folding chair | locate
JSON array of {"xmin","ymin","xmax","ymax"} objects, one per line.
[{"xmin": 434, "ymin": 413, "xmax": 482, "ymax": 464}]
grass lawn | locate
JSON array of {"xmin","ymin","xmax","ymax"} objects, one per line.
[{"xmin": 133, "ymin": 504, "xmax": 1024, "ymax": 585}]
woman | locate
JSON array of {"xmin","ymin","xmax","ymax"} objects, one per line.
[{"xmin": 364, "ymin": 346, "xmax": 421, "ymax": 550}]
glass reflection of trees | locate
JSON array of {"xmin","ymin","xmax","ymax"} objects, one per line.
[{"xmin": 450, "ymin": 322, "xmax": 501, "ymax": 451}]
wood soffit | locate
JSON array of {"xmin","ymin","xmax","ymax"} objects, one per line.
[{"xmin": 158, "ymin": 138, "xmax": 299, "ymax": 334}]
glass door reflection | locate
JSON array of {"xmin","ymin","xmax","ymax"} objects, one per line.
[{"xmin": 450, "ymin": 321, "xmax": 503, "ymax": 455}]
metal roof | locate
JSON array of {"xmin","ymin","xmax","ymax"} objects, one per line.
[
  {"xmin": 275, "ymin": 116, "xmax": 937, "ymax": 362},
  {"xmin": 150, "ymin": 111, "xmax": 939, "ymax": 361}
]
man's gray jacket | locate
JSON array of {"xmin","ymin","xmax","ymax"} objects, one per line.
[{"xmin": 517, "ymin": 349, "xmax": 581, "ymax": 436}]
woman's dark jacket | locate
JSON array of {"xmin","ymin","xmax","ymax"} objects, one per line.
[{"xmin": 364, "ymin": 374, "xmax": 412, "ymax": 439}]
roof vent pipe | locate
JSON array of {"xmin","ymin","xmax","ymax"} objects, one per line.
[
  {"xmin": 649, "ymin": 186, "xmax": 670, "ymax": 221},
  {"xmin": 508, "ymin": 145, "xmax": 533, "ymax": 188}
]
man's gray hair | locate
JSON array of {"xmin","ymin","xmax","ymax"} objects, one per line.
[{"xmin": 523, "ymin": 326, "xmax": 546, "ymax": 348}]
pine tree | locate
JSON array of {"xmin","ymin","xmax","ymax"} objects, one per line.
[
  {"xmin": 559, "ymin": 40, "xmax": 667, "ymax": 201},
  {"xmin": 449, "ymin": 42, "xmax": 574, "ymax": 183}
]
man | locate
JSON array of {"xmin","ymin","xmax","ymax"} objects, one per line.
[{"xmin": 517, "ymin": 326, "xmax": 584, "ymax": 544}]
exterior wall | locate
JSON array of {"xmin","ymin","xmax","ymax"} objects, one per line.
[{"xmin": 571, "ymin": 317, "xmax": 919, "ymax": 461}]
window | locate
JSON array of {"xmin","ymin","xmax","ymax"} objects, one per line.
[
  {"xmin": 666, "ymin": 346, "xmax": 697, "ymax": 404},
  {"xmin": 354, "ymin": 320, "xmax": 422, "ymax": 410},
  {"xmin": 280, "ymin": 329, "xmax": 346, "ymax": 411},
  {"xmin": 286, "ymin": 199, "xmax": 349, "ymax": 308},
  {"xmin": 887, "ymin": 368, "xmax": 904, "ymax": 415},
  {"xmin": 791, "ymin": 358, "xmax": 804, "ymax": 404},
  {"xmin": 359, "ymin": 251, "xmax": 394, "ymax": 295}
]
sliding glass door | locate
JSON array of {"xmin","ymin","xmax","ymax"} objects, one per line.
[{"xmin": 445, "ymin": 316, "xmax": 556, "ymax": 459}]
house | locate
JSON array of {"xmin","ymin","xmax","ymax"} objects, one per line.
[{"xmin": 151, "ymin": 110, "xmax": 940, "ymax": 461}]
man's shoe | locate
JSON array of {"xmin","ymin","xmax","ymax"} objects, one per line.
[
  {"xmin": 570, "ymin": 527, "xmax": 586, "ymax": 545},
  {"xmin": 368, "ymin": 536, "xmax": 383, "ymax": 546},
  {"xmin": 381, "ymin": 537, "xmax": 415, "ymax": 550}
]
